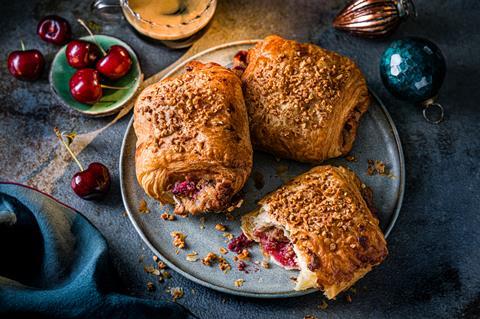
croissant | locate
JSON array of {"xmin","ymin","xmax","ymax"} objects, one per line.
[
  {"xmin": 241, "ymin": 165, "xmax": 387, "ymax": 299},
  {"xmin": 134, "ymin": 61, "xmax": 253, "ymax": 215},
  {"xmin": 234, "ymin": 35, "xmax": 370, "ymax": 163}
]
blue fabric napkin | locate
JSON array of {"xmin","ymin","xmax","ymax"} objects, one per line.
[{"xmin": 0, "ymin": 183, "xmax": 195, "ymax": 319}]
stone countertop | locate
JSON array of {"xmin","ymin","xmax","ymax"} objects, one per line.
[{"xmin": 1, "ymin": 0, "xmax": 479, "ymax": 318}]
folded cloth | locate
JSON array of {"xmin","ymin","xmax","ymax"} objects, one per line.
[{"xmin": 0, "ymin": 183, "xmax": 195, "ymax": 319}]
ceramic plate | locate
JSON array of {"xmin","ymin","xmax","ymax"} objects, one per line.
[
  {"xmin": 120, "ymin": 40, "xmax": 405, "ymax": 298},
  {"xmin": 49, "ymin": 35, "xmax": 142, "ymax": 117}
]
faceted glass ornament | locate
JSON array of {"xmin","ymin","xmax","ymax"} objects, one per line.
[{"xmin": 380, "ymin": 37, "xmax": 446, "ymax": 103}]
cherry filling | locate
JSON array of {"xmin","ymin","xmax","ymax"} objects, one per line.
[
  {"xmin": 254, "ymin": 227, "xmax": 298, "ymax": 269},
  {"xmin": 171, "ymin": 180, "xmax": 198, "ymax": 198},
  {"xmin": 228, "ymin": 233, "xmax": 254, "ymax": 254}
]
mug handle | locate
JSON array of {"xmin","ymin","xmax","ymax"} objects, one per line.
[{"xmin": 90, "ymin": 0, "xmax": 123, "ymax": 21}]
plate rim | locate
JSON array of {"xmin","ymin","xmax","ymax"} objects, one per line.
[
  {"xmin": 49, "ymin": 34, "xmax": 143, "ymax": 117},
  {"xmin": 119, "ymin": 39, "xmax": 405, "ymax": 298}
]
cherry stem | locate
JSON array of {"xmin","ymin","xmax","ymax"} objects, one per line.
[
  {"xmin": 54, "ymin": 127, "xmax": 84, "ymax": 171},
  {"xmin": 101, "ymin": 84, "xmax": 130, "ymax": 90},
  {"xmin": 20, "ymin": 40, "xmax": 25, "ymax": 51},
  {"xmin": 77, "ymin": 18, "xmax": 107, "ymax": 56}
]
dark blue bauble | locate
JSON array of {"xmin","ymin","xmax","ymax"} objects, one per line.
[{"xmin": 380, "ymin": 37, "xmax": 446, "ymax": 103}]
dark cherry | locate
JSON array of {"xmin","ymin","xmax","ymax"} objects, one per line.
[
  {"xmin": 37, "ymin": 15, "xmax": 72, "ymax": 45},
  {"xmin": 7, "ymin": 49, "xmax": 45, "ymax": 81},
  {"xmin": 66, "ymin": 40, "xmax": 101, "ymax": 69},
  {"xmin": 96, "ymin": 45, "xmax": 132, "ymax": 80},
  {"xmin": 71, "ymin": 162, "xmax": 111, "ymax": 200},
  {"xmin": 69, "ymin": 68, "xmax": 102, "ymax": 104}
]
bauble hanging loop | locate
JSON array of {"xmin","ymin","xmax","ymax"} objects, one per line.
[
  {"xmin": 380, "ymin": 37, "xmax": 447, "ymax": 124},
  {"xmin": 333, "ymin": 0, "xmax": 416, "ymax": 38}
]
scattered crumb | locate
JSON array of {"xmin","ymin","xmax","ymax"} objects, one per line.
[
  {"xmin": 122, "ymin": 211, "xmax": 128, "ymax": 217},
  {"xmin": 186, "ymin": 251, "xmax": 199, "ymax": 262},
  {"xmin": 346, "ymin": 155, "xmax": 357, "ymax": 162},
  {"xmin": 161, "ymin": 270, "xmax": 171, "ymax": 279},
  {"xmin": 304, "ymin": 316, "xmax": 317, "ymax": 319},
  {"xmin": 153, "ymin": 255, "xmax": 159, "ymax": 262},
  {"xmin": 218, "ymin": 256, "xmax": 231, "ymax": 273},
  {"xmin": 144, "ymin": 265, "xmax": 155, "ymax": 274},
  {"xmin": 170, "ymin": 231, "xmax": 186, "ymax": 249},
  {"xmin": 261, "ymin": 261, "xmax": 270, "ymax": 269},
  {"xmin": 367, "ymin": 159, "xmax": 391, "ymax": 176},
  {"xmin": 152, "ymin": 269, "xmax": 161, "ymax": 276},
  {"xmin": 219, "ymin": 247, "xmax": 228, "ymax": 255},
  {"xmin": 345, "ymin": 294, "xmax": 353, "ymax": 303},
  {"xmin": 199, "ymin": 216, "xmax": 206, "ymax": 230},
  {"xmin": 161, "ymin": 212, "xmax": 176, "ymax": 221},
  {"xmin": 138, "ymin": 199, "xmax": 150, "ymax": 214},
  {"xmin": 225, "ymin": 212, "xmax": 235, "ymax": 221},
  {"xmin": 169, "ymin": 287, "xmax": 184, "ymax": 301},
  {"xmin": 202, "ymin": 252, "xmax": 218, "ymax": 266},
  {"xmin": 215, "ymin": 223, "xmax": 227, "ymax": 232},
  {"xmin": 318, "ymin": 299, "xmax": 328, "ymax": 310},
  {"xmin": 226, "ymin": 199, "xmax": 244, "ymax": 213},
  {"xmin": 157, "ymin": 261, "xmax": 167, "ymax": 269},
  {"xmin": 146, "ymin": 281, "xmax": 155, "ymax": 292},
  {"xmin": 234, "ymin": 249, "xmax": 250, "ymax": 261},
  {"xmin": 290, "ymin": 276, "xmax": 297, "ymax": 282},
  {"xmin": 234, "ymin": 279, "xmax": 245, "ymax": 287},
  {"xmin": 223, "ymin": 232, "xmax": 234, "ymax": 241}
]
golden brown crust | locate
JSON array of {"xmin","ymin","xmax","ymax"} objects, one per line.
[
  {"xmin": 239, "ymin": 35, "xmax": 369, "ymax": 163},
  {"xmin": 242, "ymin": 165, "xmax": 387, "ymax": 299},
  {"xmin": 134, "ymin": 61, "xmax": 253, "ymax": 215}
]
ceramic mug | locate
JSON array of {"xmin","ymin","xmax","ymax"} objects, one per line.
[{"xmin": 91, "ymin": 0, "xmax": 217, "ymax": 48}]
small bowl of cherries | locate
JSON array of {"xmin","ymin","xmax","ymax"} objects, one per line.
[{"xmin": 49, "ymin": 19, "xmax": 143, "ymax": 117}]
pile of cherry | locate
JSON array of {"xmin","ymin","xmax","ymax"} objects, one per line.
[
  {"xmin": 6, "ymin": 15, "xmax": 120, "ymax": 200},
  {"xmin": 7, "ymin": 15, "xmax": 133, "ymax": 105}
]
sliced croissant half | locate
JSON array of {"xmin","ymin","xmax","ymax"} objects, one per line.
[{"xmin": 241, "ymin": 165, "xmax": 387, "ymax": 299}]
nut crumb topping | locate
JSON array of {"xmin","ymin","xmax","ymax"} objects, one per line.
[
  {"xmin": 234, "ymin": 279, "xmax": 245, "ymax": 287},
  {"xmin": 169, "ymin": 287, "xmax": 184, "ymax": 301},
  {"xmin": 202, "ymin": 252, "xmax": 218, "ymax": 266},
  {"xmin": 139, "ymin": 199, "xmax": 149, "ymax": 214},
  {"xmin": 146, "ymin": 281, "xmax": 155, "ymax": 291},
  {"xmin": 170, "ymin": 231, "xmax": 186, "ymax": 249},
  {"xmin": 186, "ymin": 251, "xmax": 198, "ymax": 262},
  {"xmin": 215, "ymin": 223, "xmax": 227, "ymax": 232},
  {"xmin": 218, "ymin": 256, "xmax": 231, "ymax": 273},
  {"xmin": 161, "ymin": 212, "xmax": 176, "ymax": 221}
]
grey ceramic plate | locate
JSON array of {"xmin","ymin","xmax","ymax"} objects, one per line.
[{"xmin": 120, "ymin": 40, "xmax": 405, "ymax": 298}]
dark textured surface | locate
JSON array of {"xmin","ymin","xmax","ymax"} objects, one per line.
[{"xmin": 1, "ymin": 0, "xmax": 479, "ymax": 318}]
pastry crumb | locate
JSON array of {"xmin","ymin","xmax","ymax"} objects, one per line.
[
  {"xmin": 157, "ymin": 261, "xmax": 167, "ymax": 269},
  {"xmin": 234, "ymin": 249, "xmax": 250, "ymax": 261},
  {"xmin": 138, "ymin": 199, "xmax": 150, "ymax": 214},
  {"xmin": 161, "ymin": 212, "xmax": 176, "ymax": 221},
  {"xmin": 261, "ymin": 261, "xmax": 270, "ymax": 269},
  {"xmin": 186, "ymin": 251, "xmax": 198, "ymax": 262},
  {"xmin": 346, "ymin": 155, "xmax": 357, "ymax": 162},
  {"xmin": 367, "ymin": 159, "xmax": 391, "ymax": 176},
  {"xmin": 202, "ymin": 252, "xmax": 218, "ymax": 266},
  {"xmin": 345, "ymin": 294, "xmax": 353, "ymax": 303},
  {"xmin": 146, "ymin": 281, "xmax": 155, "ymax": 291},
  {"xmin": 169, "ymin": 287, "xmax": 184, "ymax": 301},
  {"xmin": 218, "ymin": 256, "xmax": 231, "ymax": 273},
  {"xmin": 304, "ymin": 316, "xmax": 317, "ymax": 319},
  {"xmin": 219, "ymin": 247, "xmax": 228, "ymax": 255},
  {"xmin": 234, "ymin": 279, "xmax": 245, "ymax": 287},
  {"xmin": 225, "ymin": 212, "xmax": 235, "ymax": 221},
  {"xmin": 215, "ymin": 223, "xmax": 227, "ymax": 232},
  {"xmin": 223, "ymin": 232, "xmax": 234, "ymax": 241},
  {"xmin": 161, "ymin": 270, "xmax": 171, "ymax": 279},
  {"xmin": 170, "ymin": 231, "xmax": 186, "ymax": 249}
]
